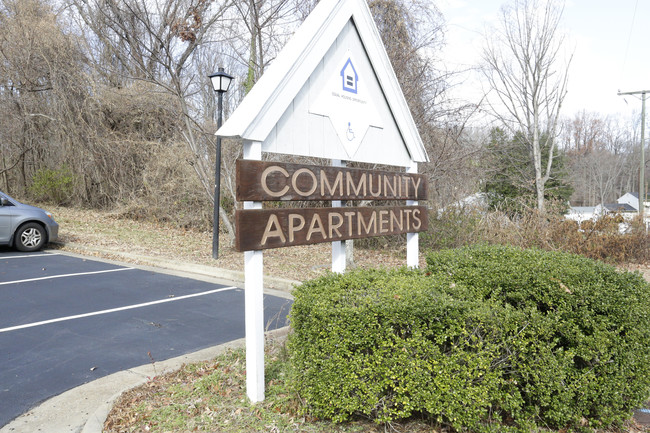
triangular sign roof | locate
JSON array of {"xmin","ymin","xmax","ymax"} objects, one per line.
[{"xmin": 217, "ymin": 0, "xmax": 429, "ymax": 166}]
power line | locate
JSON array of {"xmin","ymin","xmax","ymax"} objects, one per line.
[{"xmin": 621, "ymin": 0, "xmax": 639, "ymax": 79}]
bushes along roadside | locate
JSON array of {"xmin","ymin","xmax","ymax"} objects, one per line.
[{"xmin": 288, "ymin": 245, "xmax": 650, "ymax": 431}]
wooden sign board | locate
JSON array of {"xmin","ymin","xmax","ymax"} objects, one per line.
[
  {"xmin": 237, "ymin": 160, "xmax": 427, "ymax": 201},
  {"xmin": 235, "ymin": 205, "xmax": 427, "ymax": 251},
  {"xmin": 215, "ymin": 0, "xmax": 431, "ymax": 404}
]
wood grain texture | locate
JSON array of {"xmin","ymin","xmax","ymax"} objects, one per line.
[
  {"xmin": 236, "ymin": 159, "xmax": 427, "ymax": 201},
  {"xmin": 235, "ymin": 205, "xmax": 428, "ymax": 251}
]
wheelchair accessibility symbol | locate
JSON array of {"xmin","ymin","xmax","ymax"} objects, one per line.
[{"xmin": 346, "ymin": 122, "xmax": 355, "ymax": 141}]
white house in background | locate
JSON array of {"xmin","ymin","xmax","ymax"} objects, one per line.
[
  {"xmin": 565, "ymin": 206, "xmax": 598, "ymax": 223},
  {"xmin": 618, "ymin": 192, "xmax": 650, "ymax": 215},
  {"xmin": 567, "ymin": 193, "xmax": 643, "ymax": 220},
  {"xmin": 566, "ymin": 192, "xmax": 650, "ymax": 231},
  {"xmin": 617, "ymin": 192, "xmax": 640, "ymax": 211},
  {"xmin": 436, "ymin": 192, "xmax": 488, "ymax": 216}
]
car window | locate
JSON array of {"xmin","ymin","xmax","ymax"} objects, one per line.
[{"xmin": 0, "ymin": 192, "xmax": 16, "ymax": 206}]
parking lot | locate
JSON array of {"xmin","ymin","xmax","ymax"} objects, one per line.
[{"xmin": 0, "ymin": 249, "xmax": 292, "ymax": 427}]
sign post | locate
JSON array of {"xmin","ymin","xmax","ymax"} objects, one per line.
[
  {"xmin": 331, "ymin": 159, "xmax": 346, "ymax": 273},
  {"xmin": 216, "ymin": 0, "xmax": 431, "ymax": 403},
  {"xmin": 407, "ymin": 161, "xmax": 419, "ymax": 268},
  {"xmin": 243, "ymin": 140, "xmax": 265, "ymax": 403}
]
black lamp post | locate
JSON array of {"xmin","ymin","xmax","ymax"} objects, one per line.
[{"xmin": 208, "ymin": 67, "xmax": 233, "ymax": 259}]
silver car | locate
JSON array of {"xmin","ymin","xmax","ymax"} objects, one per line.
[{"xmin": 0, "ymin": 191, "xmax": 59, "ymax": 252}]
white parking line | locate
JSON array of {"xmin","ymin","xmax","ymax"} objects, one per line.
[
  {"xmin": 0, "ymin": 267, "xmax": 135, "ymax": 286},
  {"xmin": 0, "ymin": 286, "xmax": 239, "ymax": 333},
  {"xmin": 1, "ymin": 253, "xmax": 59, "ymax": 260}
]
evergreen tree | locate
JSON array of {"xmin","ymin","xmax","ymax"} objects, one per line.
[{"xmin": 484, "ymin": 127, "xmax": 573, "ymax": 216}]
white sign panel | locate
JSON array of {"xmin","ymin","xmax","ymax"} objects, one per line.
[{"xmin": 310, "ymin": 51, "xmax": 383, "ymax": 158}]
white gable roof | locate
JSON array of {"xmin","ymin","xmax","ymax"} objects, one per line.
[
  {"xmin": 217, "ymin": 0, "xmax": 428, "ymax": 166},
  {"xmin": 617, "ymin": 192, "xmax": 639, "ymax": 210}
]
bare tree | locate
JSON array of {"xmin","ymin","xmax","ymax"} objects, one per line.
[
  {"xmin": 0, "ymin": 0, "xmax": 89, "ymax": 196},
  {"xmin": 563, "ymin": 111, "xmax": 639, "ymax": 206},
  {"xmin": 228, "ymin": 0, "xmax": 302, "ymax": 93},
  {"xmin": 71, "ymin": 0, "xmax": 238, "ymax": 237},
  {"xmin": 481, "ymin": 0, "xmax": 571, "ymax": 212},
  {"xmin": 367, "ymin": 0, "xmax": 482, "ymax": 207}
]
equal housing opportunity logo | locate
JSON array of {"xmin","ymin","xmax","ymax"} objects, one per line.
[
  {"xmin": 341, "ymin": 58, "xmax": 358, "ymax": 94},
  {"xmin": 310, "ymin": 51, "xmax": 382, "ymax": 157}
]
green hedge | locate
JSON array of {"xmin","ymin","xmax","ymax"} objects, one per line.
[{"xmin": 287, "ymin": 245, "xmax": 650, "ymax": 431}]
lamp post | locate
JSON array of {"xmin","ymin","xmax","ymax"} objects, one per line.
[{"xmin": 208, "ymin": 67, "xmax": 233, "ymax": 259}]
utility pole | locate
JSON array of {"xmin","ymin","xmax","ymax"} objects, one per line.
[{"xmin": 618, "ymin": 90, "xmax": 648, "ymax": 219}]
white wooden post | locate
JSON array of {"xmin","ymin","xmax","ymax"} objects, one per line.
[
  {"xmin": 243, "ymin": 140, "xmax": 265, "ymax": 402},
  {"xmin": 406, "ymin": 161, "xmax": 419, "ymax": 268},
  {"xmin": 331, "ymin": 159, "xmax": 346, "ymax": 273}
]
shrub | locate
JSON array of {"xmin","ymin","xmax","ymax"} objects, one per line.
[
  {"xmin": 420, "ymin": 205, "xmax": 649, "ymax": 264},
  {"xmin": 425, "ymin": 244, "xmax": 650, "ymax": 429},
  {"xmin": 572, "ymin": 214, "xmax": 649, "ymax": 263},
  {"xmin": 29, "ymin": 165, "xmax": 75, "ymax": 204},
  {"xmin": 288, "ymin": 245, "xmax": 650, "ymax": 431},
  {"xmin": 288, "ymin": 268, "xmax": 498, "ymax": 427},
  {"xmin": 420, "ymin": 206, "xmax": 484, "ymax": 250}
]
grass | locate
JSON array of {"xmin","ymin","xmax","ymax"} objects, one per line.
[{"xmin": 104, "ymin": 338, "xmax": 439, "ymax": 433}]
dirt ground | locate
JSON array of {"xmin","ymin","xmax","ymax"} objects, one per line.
[
  {"xmin": 624, "ymin": 264, "xmax": 650, "ymax": 282},
  {"xmin": 50, "ymin": 206, "xmax": 426, "ymax": 283},
  {"xmin": 50, "ymin": 206, "xmax": 649, "ymax": 284}
]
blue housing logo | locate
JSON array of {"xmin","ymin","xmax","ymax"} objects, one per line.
[{"xmin": 340, "ymin": 58, "xmax": 358, "ymax": 94}]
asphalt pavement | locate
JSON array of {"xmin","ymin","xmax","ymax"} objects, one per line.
[{"xmin": 0, "ymin": 248, "xmax": 295, "ymax": 433}]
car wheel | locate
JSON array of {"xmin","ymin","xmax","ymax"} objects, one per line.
[{"xmin": 15, "ymin": 223, "xmax": 46, "ymax": 252}]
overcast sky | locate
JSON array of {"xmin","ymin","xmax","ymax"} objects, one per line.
[{"xmin": 437, "ymin": 0, "xmax": 650, "ymax": 120}]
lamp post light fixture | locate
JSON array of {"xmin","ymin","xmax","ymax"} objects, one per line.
[{"xmin": 209, "ymin": 67, "xmax": 234, "ymax": 259}]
